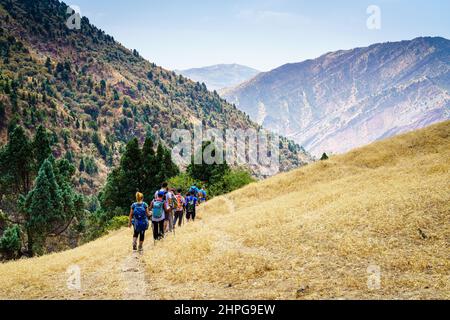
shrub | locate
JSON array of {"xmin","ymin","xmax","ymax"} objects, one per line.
[
  {"xmin": 106, "ymin": 215, "xmax": 129, "ymax": 232},
  {"xmin": 0, "ymin": 224, "xmax": 21, "ymax": 258},
  {"xmin": 168, "ymin": 173, "xmax": 201, "ymax": 194}
]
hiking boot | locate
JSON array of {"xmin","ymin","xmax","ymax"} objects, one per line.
[{"xmin": 133, "ymin": 244, "xmax": 137, "ymax": 251}]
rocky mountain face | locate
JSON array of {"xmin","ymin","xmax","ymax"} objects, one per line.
[
  {"xmin": 176, "ymin": 64, "xmax": 260, "ymax": 92},
  {"xmin": 0, "ymin": 0, "xmax": 310, "ymax": 193},
  {"xmin": 224, "ymin": 37, "xmax": 450, "ymax": 156}
]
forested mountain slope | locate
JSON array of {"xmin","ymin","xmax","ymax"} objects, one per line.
[{"xmin": 0, "ymin": 0, "xmax": 310, "ymax": 194}]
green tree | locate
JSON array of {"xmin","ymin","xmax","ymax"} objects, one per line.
[
  {"xmin": 3, "ymin": 126, "xmax": 35, "ymax": 194},
  {"xmin": 45, "ymin": 57, "xmax": 52, "ymax": 73},
  {"xmin": 79, "ymin": 157, "xmax": 86, "ymax": 172},
  {"xmin": 99, "ymin": 167, "xmax": 124, "ymax": 217},
  {"xmin": 187, "ymin": 141, "xmax": 229, "ymax": 183},
  {"xmin": 120, "ymin": 138, "xmax": 143, "ymax": 201},
  {"xmin": 141, "ymin": 137, "xmax": 158, "ymax": 198},
  {"xmin": 0, "ymin": 224, "xmax": 21, "ymax": 259},
  {"xmin": 22, "ymin": 159, "xmax": 63, "ymax": 255},
  {"xmin": 320, "ymin": 153, "xmax": 329, "ymax": 161},
  {"xmin": 100, "ymin": 79, "xmax": 107, "ymax": 96},
  {"xmin": 33, "ymin": 125, "xmax": 52, "ymax": 170}
]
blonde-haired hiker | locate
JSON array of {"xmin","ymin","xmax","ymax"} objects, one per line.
[{"xmin": 128, "ymin": 192, "xmax": 150, "ymax": 251}]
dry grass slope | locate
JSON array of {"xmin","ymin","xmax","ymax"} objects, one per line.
[{"xmin": 0, "ymin": 121, "xmax": 449, "ymax": 300}]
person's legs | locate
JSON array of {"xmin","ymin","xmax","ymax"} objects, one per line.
[
  {"xmin": 164, "ymin": 214, "xmax": 169, "ymax": 233},
  {"xmin": 152, "ymin": 221, "xmax": 159, "ymax": 241},
  {"xmin": 169, "ymin": 211, "xmax": 174, "ymax": 232},
  {"xmin": 158, "ymin": 220, "xmax": 165, "ymax": 238},
  {"xmin": 173, "ymin": 211, "xmax": 179, "ymax": 228},
  {"xmin": 133, "ymin": 228, "xmax": 139, "ymax": 250},
  {"xmin": 179, "ymin": 211, "xmax": 184, "ymax": 226},
  {"xmin": 192, "ymin": 210, "xmax": 196, "ymax": 221},
  {"xmin": 174, "ymin": 211, "xmax": 183, "ymax": 227},
  {"xmin": 138, "ymin": 230, "xmax": 145, "ymax": 250}
]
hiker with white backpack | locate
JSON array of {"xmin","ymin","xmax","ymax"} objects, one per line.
[{"xmin": 128, "ymin": 192, "xmax": 150, "ymax": 251}]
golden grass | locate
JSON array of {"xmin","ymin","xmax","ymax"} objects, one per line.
[{"xmin": 0, "ymin": 121, "xmax": 449, "ymax": 300}]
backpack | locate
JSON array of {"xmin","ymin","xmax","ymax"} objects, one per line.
[
  {"xmin": 174, "ymin": 194, "xmax": 183, "ymax": 211},
  {"xmin": 152, "ymin": 200, "xmax": 164, "ymax": 220},
  {"xmin": 133, "ymin": 202, "xmax": 148, "ymax": 232},
  {"xmin": 189, "ymin": 186, "xmax": 198, "ymax": 195},
  {"xmin": 186, "ymin": 197, "xmax": 196, "ymax": 213},
  {"xmin": 168, "ymin": 193, "xmax": 177, "ymax": 210}
]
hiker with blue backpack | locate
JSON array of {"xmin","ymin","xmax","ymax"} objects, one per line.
[
  {"xmin": 128, "ymin": 192, "xmax": 150, "ymax": 251},
  {"xmin": 185, "ymin": 190, "xmax": 199, "ymax": 222},
  {"xmin": 150, "ymin": 191, "xmax": 168, "ymax": 241},
  {"xmin": 199, "ymin": 186, "xmax": 207, "ymax": 204}
]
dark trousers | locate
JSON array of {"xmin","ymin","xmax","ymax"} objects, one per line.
[
  {"xmin": 152, "ymin": 220, "xmax": 164, "ymax": 240},
  {"xmin": 174, "ymin": 211, "xmax": 184, "ymax": 227},
  {"xmin": 133, "ymin": 229, "xmax": 145, "ymax": 242},
  {"xmin": 186, "ymin": 210, "xmax": 196, "ymax": 221}
]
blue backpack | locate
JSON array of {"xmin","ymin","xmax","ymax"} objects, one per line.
[
  {"xmin": 132, "ymin": 202, "xmax": 148, "ymax": 232},
  {"xmin": 186, "ymin": 196, "xmax": 196, "ymax": 213},
  {"xmin": 189, "ymin": 186, "xmax": 198, "ymax": 195},
  {"xmin": 152, "ymin": 200, "xmax": 165, "ymax": 220}
]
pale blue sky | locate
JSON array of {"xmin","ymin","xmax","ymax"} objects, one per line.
[{"xmin": 71, "ymin": 0, "xmax": 450, "ymax": 71}]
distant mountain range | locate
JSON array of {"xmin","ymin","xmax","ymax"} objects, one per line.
[
  {"xmin": 224, "ymin": 37, "xmax": 450, "ymax": 156},
  {"xmin": 175, "ymin": 64, "xmax": 260, "ymax": 92}
]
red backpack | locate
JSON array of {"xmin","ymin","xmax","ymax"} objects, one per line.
[{"xmin": 174, "ymin": 194, "xmax": 184, "ymax": 211}]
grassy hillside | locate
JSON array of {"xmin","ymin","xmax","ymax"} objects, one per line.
[{"xmin": 0, "ymin": 121, "xmax": 448, "ymax": 300}]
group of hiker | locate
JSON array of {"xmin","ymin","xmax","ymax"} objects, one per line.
[{"xmin": 128, "ymin": 182, "xmax": 207, "ymax": 251}]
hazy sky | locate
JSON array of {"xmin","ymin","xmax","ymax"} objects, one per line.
[{"xmin": 71, "ymin": 0, "xmax": 450, "ymax": 71}]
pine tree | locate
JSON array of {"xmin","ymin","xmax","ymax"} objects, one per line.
[
  {"xmin": 100, "ymin": 79, "xmax": 107, "ymax": 96},
  {"xmin": 320, "ymin": 153, "xmax": 329, "ymax": 161},
  {"xmin": 45, "ymin": 57, "xmax": 52, "ymax": 73},
  {"xmin": 0, "ymin": 224, "xmax": 21, "ymax": 259},
  {"xmin": 141, "ymin": 137, "xmax": 158, "ymax": 197},
  {"xmin": 119, "ymin": 138, "xmax": 143, "ymax": 205},
  {"xmin": 163, "ymin": 147, "xmax": 179, "ymax": 180},
  {"xmin": 33, "ymin": 125, "xmax": 52, "ymax": 170},
  {"xmin": 155, "ymin": 143, "xmax": 165, "ymax": 183},
  {"xmin": 79, "ymin": 158, "xmax": 85, "ymax": 172},
  {"xmin": 5, "ymin": 126, "xmax": 34, "ymax": 194},
  {"xmin": 188, "ymin": 141, "xmax": 229, "ymax": 183},
  {"xmin": 23, "ymin": 159, "xmax": 63, "ymax": 255}
]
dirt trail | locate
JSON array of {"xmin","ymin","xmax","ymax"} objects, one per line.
[{"xmin": 121, "ymin": 251, "xmax": 148, "ymax": 299}]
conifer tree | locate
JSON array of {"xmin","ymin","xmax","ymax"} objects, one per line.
[
  {"xmin": 320, "ymin": 153, "xmax": 329, "ymax": 161},
  {"xmin": 119, "ymin": 138, "xmax": 143, "ymax": 204},
  {"xmin": 23, "ymin": 159, "xmax": 63, "ymax": 255},
  {"xmin": 5, "ymin": 126, "xmax": 34, "ymax": 194},
  {"xmin": 33, "ymin": 125, "xmax": 52, "ymax": 170},
  {"xmin": 141, "ymin": 137, "xmax": 158, "ymax": 198},
  {"xmin": 188, "ymin": 141, "xmax": 229, "ymax": 183}
]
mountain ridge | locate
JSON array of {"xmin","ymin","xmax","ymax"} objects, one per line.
[
  {"xmin": 176, "ymin": 63, "xmax": 260, "ymax": 92},
  {"xmin": 224, "ymin": 36, "xmax": 450, "ymax": 156}
]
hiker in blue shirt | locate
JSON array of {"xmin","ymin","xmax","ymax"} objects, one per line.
[
  {"xmin": 199, "ymin": 186, "xmax": 207, "ymax": 204},
  {"xmin": 128, "ymin": 192, "xmax": 150, "ymax": 251},
  {"xmin": 150, "ymin": 191, "xmax": 168, "ymax": 241},
  {"xmin": 185, "ymin": 190, "xmax": 198, "ymax": 222}
]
